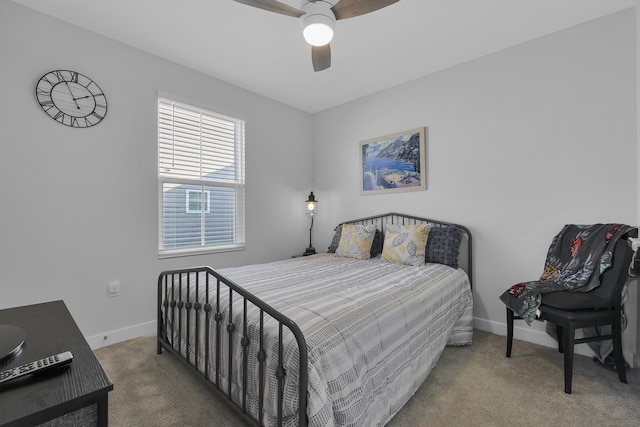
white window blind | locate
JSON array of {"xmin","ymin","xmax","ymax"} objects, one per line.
[{"xmin": 158, "ymin": 98, "xmax": 245, "ymax": 257}]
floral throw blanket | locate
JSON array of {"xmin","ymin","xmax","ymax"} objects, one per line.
[{"xmin": 500, "ymin": 223, "xmax": 633, "ymax": 324}]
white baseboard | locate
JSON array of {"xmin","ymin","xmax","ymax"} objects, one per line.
[
  {"xmin": 474, "ymin": 317, "xmax": 637, "ymax": 367},
  {"xmin": 627, "ymin": 348, "xmax": 638, "ymax": 368},
  {"xmin": 86, "ymin": 320, "xmax": 157, "ymax": 350}
]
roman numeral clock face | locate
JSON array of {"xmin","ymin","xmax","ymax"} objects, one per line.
[{"xmin": 36, "ymin": 70, "xmax": 107, "ymax": 128}]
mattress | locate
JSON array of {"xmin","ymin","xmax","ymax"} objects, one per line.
[{"xmin": 163, "ymin": 253, "xmax": 473, "ymax": 427}]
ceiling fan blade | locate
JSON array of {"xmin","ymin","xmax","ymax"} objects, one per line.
[
  {"xmin": 312, "ymin": 44, "xmax": 331, "ymax": 72},
  {"xmin": 232, "ymin": 0, "xmax": 304, "ymax": 18},
  {"xmin": 331, "ymin": 0, "xmax": 400, "ymax": 20}
]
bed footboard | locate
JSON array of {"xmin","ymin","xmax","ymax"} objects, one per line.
[{"xmin": 157, "ymin": 266, "xmax": 309, "ymax": 427}]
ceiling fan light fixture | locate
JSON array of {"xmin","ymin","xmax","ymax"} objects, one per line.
[
  {"xmin": 303, "ymin": 20, "xmax": 334, "ymax": 46},
  {"xmin": 301, "ymin": 1, "xmax": 336, "ymax": 46}
]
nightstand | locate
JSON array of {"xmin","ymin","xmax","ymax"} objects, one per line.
[{"xmin": 0, "ymin": 301, "xmax": 113, "ymax": 426}]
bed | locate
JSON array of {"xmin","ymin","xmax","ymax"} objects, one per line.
[{"xmin": 157, "ymin": 212, "xmax": 473, "ymax": 427}]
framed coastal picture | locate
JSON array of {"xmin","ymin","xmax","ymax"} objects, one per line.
[{"xmin": 360, "ymin": 127, "xmax": 426, "ymax": 195}]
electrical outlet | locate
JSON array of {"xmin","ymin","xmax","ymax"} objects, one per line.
[{"xmin": 108, "ymin": 280, "xmax": 120, "ymax": 297}]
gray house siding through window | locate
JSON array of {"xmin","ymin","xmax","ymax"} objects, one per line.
[{"xmin": 162, "ymin": 168, "xmax": 236, "ymax": 250}]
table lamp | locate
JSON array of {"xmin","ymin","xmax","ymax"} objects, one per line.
[{"xmin": 304, "ymin": 192, "xmax": 318, "ymax": 255}]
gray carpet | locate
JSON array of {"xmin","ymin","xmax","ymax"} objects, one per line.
[{"xmin": 95, "ymin": 330, "xmax": 640, "ymax": 426}]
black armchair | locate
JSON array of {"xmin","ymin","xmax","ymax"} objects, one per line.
[{"xmin": 506, "ymin": 229, "xmax": 638, "ymax": 394}]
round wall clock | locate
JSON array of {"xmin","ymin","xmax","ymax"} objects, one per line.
[{"xmin": 35, "ymin": 70, "xmax": 107, "ymax": 128}]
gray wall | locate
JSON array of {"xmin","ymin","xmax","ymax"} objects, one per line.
[
  {"xmin": 636, "ymin": 5, "xmax": 640, "ymax": 369},
  {"xmin": 312, "ymin": 9, "xmax": 639, "ymax": 363},
  {"xmin": 0, "ymin": 1, "xmax": 314, "ymax": 346}
]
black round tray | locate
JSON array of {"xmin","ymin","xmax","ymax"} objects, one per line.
[{"xmin": 0, "ymin": 324, "xmax": 26, "ymax": 362}]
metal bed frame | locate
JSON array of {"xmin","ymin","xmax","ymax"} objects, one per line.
[{"xmin": 157, "ymin": 213, "xmax": 472, "ymax": 427}]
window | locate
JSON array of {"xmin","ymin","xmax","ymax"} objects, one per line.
[
  {"xmin": 158, "ymin": 98, "xmax": 245, "ymax": 257},
  {"xmin": 186, "ymin": 189, "xmax": 210, "ymax": 213}
]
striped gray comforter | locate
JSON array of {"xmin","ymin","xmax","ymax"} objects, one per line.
[{"xmin": 166, "ymin": 253, "xmax": 473, "ymax": 427}]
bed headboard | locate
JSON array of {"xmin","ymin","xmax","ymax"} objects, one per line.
[{"xmin": 339, "ymin": 212, "xmax": 473, "ymax": 287}]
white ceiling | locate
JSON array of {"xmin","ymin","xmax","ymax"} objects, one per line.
[{"xmin": 11, "ymin": 0, "xmax": 638, "ymax": 113}]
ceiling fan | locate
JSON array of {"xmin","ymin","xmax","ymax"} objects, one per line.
[{"xmin": 233, "ymin": 0, "xmax": 401, "ymax": 72}]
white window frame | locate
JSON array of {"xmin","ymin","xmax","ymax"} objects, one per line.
[{"xmin": 158, "ymin": 98, "xmax": 245, "ymax": 258}]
